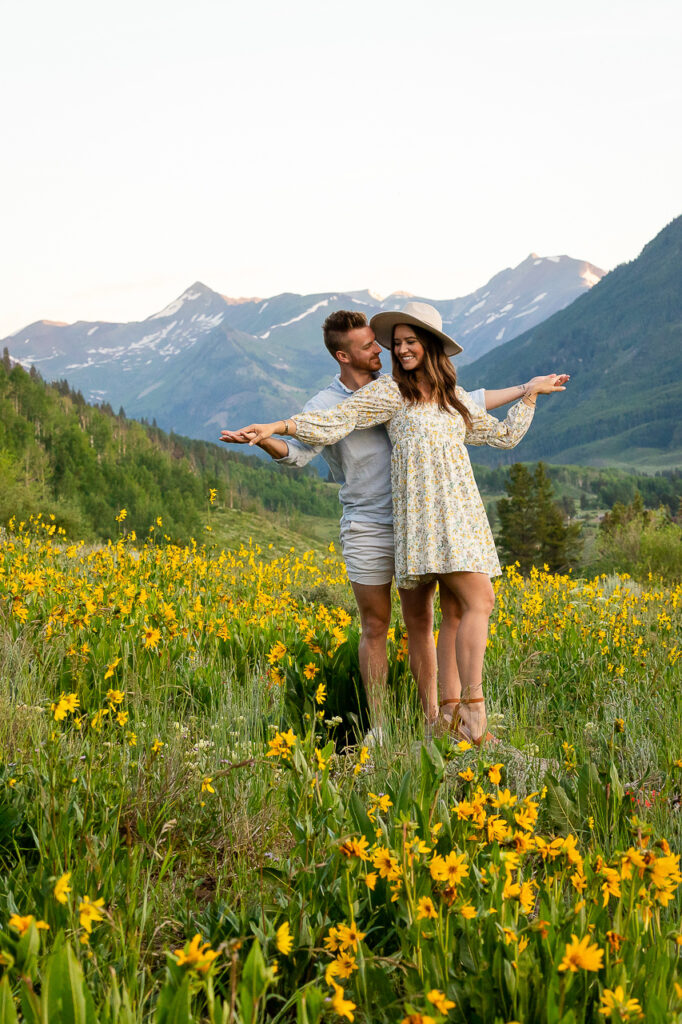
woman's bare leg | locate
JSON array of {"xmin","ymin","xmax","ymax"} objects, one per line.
[
  {"xmin": 398, "ymin": 581, "xmax": 438, "ymax": 722},
  {"xmin": 436, "ymin": 572, "xmax": 495, "ymax": 743},
  {"xmin": 436, "ymin": 583, "xmax": 463, "ymax": 720}
]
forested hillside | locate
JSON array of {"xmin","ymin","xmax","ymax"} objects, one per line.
[
  {"xmin": 459, "ymin": 213, "xmax": 682, "ymax": 469},
  {"xmin": 0, "ymin": 358, "xmax": 339, "ymax": 542}
]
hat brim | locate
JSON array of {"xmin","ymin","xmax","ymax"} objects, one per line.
[{"xmin": 369, "ymin": 311, "xmax": 463, "ymax": 356}]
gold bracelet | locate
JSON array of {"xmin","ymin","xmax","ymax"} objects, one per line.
[{"xmin": 282, "ymin": 419, "xmax": 289, "ymax": 435}]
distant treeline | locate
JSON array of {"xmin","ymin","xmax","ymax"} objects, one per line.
[
  {"xmin": 2, "ymin": 355, "xmax": 680, "ymax": 546},
  {"xmin": 472, "ymin": 462, "xmax": 682, "ymax": 517}
]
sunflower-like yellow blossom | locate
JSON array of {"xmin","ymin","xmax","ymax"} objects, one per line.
[
  {"xmin": 558, "ymin": 934, "xmax": 604, "ymax": 972},
  {"xmin": 267, "ymin": 729, "xmax": 297, "ymax": 760},
  {"xmin": 427, "ymin": 989, "xmax": 456, "ymax": 1013},
  {"xmin": 598, "ymin": 986, "xmax": 644, "ymax": 1019},
  {"xmin": 339, "ymin": 836, "xmax": 370, "ymax": 861},
  {"xmin": 54, "ymin": 872, "xmax": 72, "ymax": 904},
  {"xmin": 275, "ymin": 921, "xmax": 293, "ymax": 955},
  {"xmin": 328, "ymin": 981, "xmax": 356, "ymax": 1022},
  {"xmin": 416, "ymin": 896, "xmax": 438, "ymax": 920},
  {"xmin": 78, "ymin": 896, "xmax": 106, "ymax": 934},
  {"xmin": 9, "ymin": 914, "xmax": 50, "ymax": 935},
  {"xmin": 173, "ymin": 934, "xmax": 220, "ymax": 973}
]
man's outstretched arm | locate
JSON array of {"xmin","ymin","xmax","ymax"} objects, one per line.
[
  {"xmin": 484, "ymin": 374, "xmax": 570, "ymax": 411},
  {"xmin": 219, "ymin": 429, "xmax": 323, "ymax": 467},
  {"xmin": 219, "ymin": 430, "xmax": 289, "ymax": 459}
]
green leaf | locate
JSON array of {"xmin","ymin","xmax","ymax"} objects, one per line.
[
  {"xmin": 543, "ymin": 774, "xmax": 579, "ymax": 834},
  {"xmin": 0, "ymin": 977, "xmax": 18, "ymax": 1024},
  {"xmin": 295, "ymin": 985, "xmax": 325, "ymax": 1024},
  {"xmin": 159, "ymin": 977, "xmax": 192, "ymax": 1024},
  {"xmin": 43, "ymin": 941, "xmax": 97, "ymax": 1024},
  {"xmin": 238, "ymin": 938, "xmax": 268, "ymax": 1024}
]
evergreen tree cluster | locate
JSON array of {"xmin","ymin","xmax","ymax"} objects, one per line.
[
  {"xmin": 496, "ymin": 463, "xmax": 582, "ymax": 573},
  {"xmin": 0, "ymin": 358, "xmax": 339, "ymax": 543}
]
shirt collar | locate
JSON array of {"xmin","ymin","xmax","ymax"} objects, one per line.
[{"xmin": 333, "ymin": 370, "xmax": 382, "ymax": 396}]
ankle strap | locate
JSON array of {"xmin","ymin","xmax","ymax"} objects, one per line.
[
  {"xmin": 439, "ymin": 698, "xmax": 460, "ymax": 708},
  {"xmin": 460, "ymin": 698, "xmax": 485, "ymax": 704}
]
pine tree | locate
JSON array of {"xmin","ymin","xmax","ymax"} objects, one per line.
[
  {"xmin": 497, "ymin": 462, "xmax": 582, "ymax": 573},
  {"xmin": 497, "ymin": 463, "xmax": 537, "ymax": 572}
]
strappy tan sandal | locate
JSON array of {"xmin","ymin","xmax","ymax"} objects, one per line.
[{"xmin": 444, "ymin": 696, "xmax": 498, "ymax": 748}]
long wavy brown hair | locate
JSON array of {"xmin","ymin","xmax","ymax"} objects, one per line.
[{"xmin": 391, "ymin": 325, "xmax": 472, "ymax": 428}]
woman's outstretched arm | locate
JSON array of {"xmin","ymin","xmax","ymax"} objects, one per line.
[
  {"xmin": 460, "ymin": 373, "xmax": 567, "ymax": 449},
  {"xmin": 227, "ymin": 375, "xmax": 402, "ymax": 449}
]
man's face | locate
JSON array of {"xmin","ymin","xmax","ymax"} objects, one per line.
[{"xmin": 340, "ymin": 326, "xmax": 383, "ymax": 372}]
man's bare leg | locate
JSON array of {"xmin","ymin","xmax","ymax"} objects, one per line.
[
  {"xmin": 398, "ymin": 581, "xmax": 438, "ymax": 723},
  {"xmin": 349, "ymin": 580, "xmax": 392, "ymax": 727}
]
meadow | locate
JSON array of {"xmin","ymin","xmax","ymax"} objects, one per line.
[{"xmin": 1, "ymin": 512, "xmax": 681, "ymax": 1023}]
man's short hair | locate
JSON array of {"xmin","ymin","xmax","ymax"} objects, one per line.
[{"xmin": 322, "ymin": 310, "xmax": 368, "ymax": 360}]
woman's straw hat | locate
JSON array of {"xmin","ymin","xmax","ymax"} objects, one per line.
[{"xmin": 369, "ymin": 301, "xmax": 463, "ymax": 356}]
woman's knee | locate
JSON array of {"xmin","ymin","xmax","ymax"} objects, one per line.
[
  {"xmin": 399, "ymin": 588, "xmax": 435, "ymax": 632},
  {"xmin": 477, "ymin": 581, "xmax": 495, "ymax": 617},
  {"xmin": 444, "ymin": 574, "xmax": 495, "ymax": 617}
]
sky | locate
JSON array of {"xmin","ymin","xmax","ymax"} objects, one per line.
[{"xmin": 1, "ymin": 0, "xmax": 681, "ymax": 337}]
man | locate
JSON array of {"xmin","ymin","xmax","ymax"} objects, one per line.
[{"xmin": 220, "ymin": 308, "xmax": 564, "ymax": 737}]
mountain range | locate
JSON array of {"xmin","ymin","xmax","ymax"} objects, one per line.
[
  {"xmin": 4, "ymin": 214, "xmax": 681, "ymax": 472},
  {"xmin": 3, "ymin": 253, "xmax": 602, "ymax": 442}
]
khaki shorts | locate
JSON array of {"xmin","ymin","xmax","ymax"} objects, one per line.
[{"xmin": 339, "ymin": 520, "xmax": 395, "ymax": 586}]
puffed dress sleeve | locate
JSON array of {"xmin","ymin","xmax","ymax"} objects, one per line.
[
  {"xmin": 455, "ymin": 386, "xmax": 535, "ymax": 449},
  {"xmin": 293, "ymin": 375, "xmax": 402, "ymax": 446}
]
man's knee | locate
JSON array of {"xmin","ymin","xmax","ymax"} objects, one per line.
[
  {"xmin": 351, "ymin": 582, "xmax": 392, "ymax": 644},
  {"xmin": 360, "ymin": 610, "xmax": 391, "ymax": 644}
]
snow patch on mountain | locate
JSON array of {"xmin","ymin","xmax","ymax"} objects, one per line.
[
  {"xmin": 259, "ymin": 299, "xmax": 330, "ymax": 337},
  {"xmin": 150, "ymin": 289, "xmax": 203, "ymax": 320},
  {"xmin": 137, "ymin": 381, "xmax": 164, "ymax": 399}
]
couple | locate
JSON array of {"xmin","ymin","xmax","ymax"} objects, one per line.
[{"xmin": 221, "ymin": 302, "xmax": 567, "ymax": 745}]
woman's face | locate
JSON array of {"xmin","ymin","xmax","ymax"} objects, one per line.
[{"xmin": 393, "ymin": 324, "xmax": 425, "ymax": 372}]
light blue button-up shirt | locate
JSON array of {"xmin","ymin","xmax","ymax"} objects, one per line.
[{"xmin": 279, "ymin": 374, "xmax": 486, "ymax": 528}]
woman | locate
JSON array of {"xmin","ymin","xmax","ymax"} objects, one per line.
[{"xmin": 235, "ymin": 302, "xmax": 566, "ymax": 744}]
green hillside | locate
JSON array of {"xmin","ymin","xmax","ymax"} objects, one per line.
[
  {"xmin": 459, "ymin": 214, "xmax": 682, "ymax": 469},
  {"xmin": 0, "ymin": 358, "xmax": 340, "ymax": 543}
]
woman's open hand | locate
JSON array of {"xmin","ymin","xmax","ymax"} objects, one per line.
[{"xmin": 526, "ymin": 373, "xmax": 570, "ymax": 396}]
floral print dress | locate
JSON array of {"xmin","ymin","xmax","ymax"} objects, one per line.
[{"xmin": 292, "ymin": 375, "xmax": 534, "ymax": 589}]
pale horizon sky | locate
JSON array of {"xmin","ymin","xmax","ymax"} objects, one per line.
[{"xmin": 2, "ymin": 0, "xmax": 681, "ymax": 337}]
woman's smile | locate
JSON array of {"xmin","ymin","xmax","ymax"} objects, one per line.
[{"xmin": 393, "ymin": 324, "xmax": 425, "ymax": 371}]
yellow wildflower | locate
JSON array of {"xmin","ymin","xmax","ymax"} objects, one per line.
[
  {"xmin": 276, "ymin": 921, "xmax": 293, "ymax": 955},
  {"xmin": 558, "ymin": 934, "xmax": 604, "ymax": 972},
  {"xmin": 416, "ymin": 896, "xmax": 438, "ymax": 920},
  {"xmin": 78, "ymin": 896, "xmax": 106, "ymax": 934},
  {"xmin": 9, "ymin": 914, "xmax": 49, "ymax": 935},
  {"xmin": 598, "ymin": 986, "xmax": 643, "ymax": 1019},
  {"xmin": 328, "ymin": 981, "xmax": 356, "ymax": 1021},
  {"xmin": 173, "ymin": 934, "xmax": 220, "ymax": 973},
  {"xmin": 54, "ymin": 872, "xmax": 72, "ymax": 904},
  {"xmin": 427, "ymin": 989, "xmax": 456, "ymax": 1013}
]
